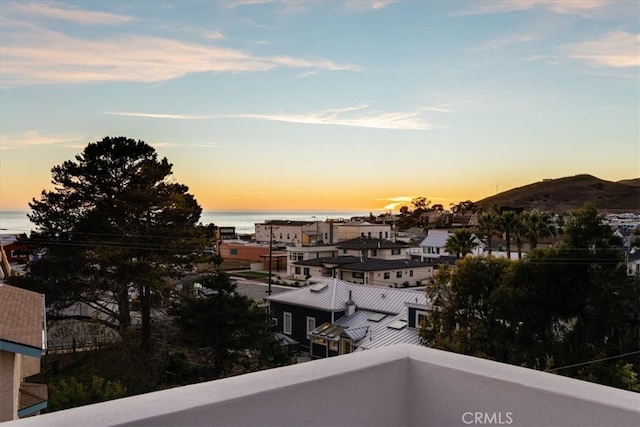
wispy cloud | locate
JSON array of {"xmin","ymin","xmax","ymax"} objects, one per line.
[
  {"xmin": 226, "ymin": 0, "xmax": 276, "ymax": 8},
  {"xmin": 374, "ymin": 196, "xmax": 413, "ymax": 211},
  {"xmin": 474, "ymin": 34, "xmax": 541, "ymax": 50},
  {"xmin": 343, "ymin": 1, "xmax": 398, "ymax": 11},
  {"xmin": 8, "ymin": 2, "xmax": 133, "ymax": 24},
  {"xmin": 0, "ymin": 29, "xmax": 358, "ymax": 85},
  {"xmin": 0, "ymin": 131, "xmax": 85, "ymax": 149},
  {"xmin": 562, "ymin": 32, "xmax": 640, "ymax": 67},
  {"xmin": 105, "ymin": 104, "xmax": 448, "ymax": 130},
  {"xmin": 456, "ymin": 0, "xmax": 605, "ymax": 16}
]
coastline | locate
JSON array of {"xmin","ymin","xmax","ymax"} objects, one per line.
[{"xmin": 0, "ymin": 209, "xmax": 369, "ymax": 238}]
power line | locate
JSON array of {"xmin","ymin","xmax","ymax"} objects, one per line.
[{"xmin": 545, "ymin": 350, "xmax": 640, "ymax": 373}]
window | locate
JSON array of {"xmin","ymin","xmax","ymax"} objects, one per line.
[
  {"xmin": 290, "ymin": 252, "xmax": 303, "ymax": 261},
  {"xmin": 392, "ymin": 249, "xmax": 401, "ymax": 255},
  {"xmin": 372, "ymin": 249, "xmax": 378, "ymax": 257},
  {"xmin": 342, "ymin": 339, "xmax": 353, "ymax": 354},
  {"xmin": 385, "ymin": 232, "xmax": 389, "ymax": 238},
  {"xmin": 283, "ymin": 312, "xmax": 292, "ymax": 335},
  {"xmin": 367, "ymin": 232, "xmax": 371, "ymax": 237},
  {"xmin": 353, "ymin": 272, "xmax": 364, "ymax": 279},
  {"xmin": 230, "ymin": 249, "xmax": 238, "ymax": 255},
  {"xmin": 306, "ymin": 316, "xmax": 316, "ymax": 337},
  {"xmin": 384, "ymin": 272, "xmax": 390, "ymax": 279},
  {"xmin": 295, "ymin": 267, "xmax": 301, "ymax": 274},
  {"xmin": 303, "ymin": 268, "xmax": 310, "ymax": 276},
  {"xmin": 342, "ymin": 249, "xmax": 348, "ymax": 254},
  {"xmin": 436, "ymin": 248, "xmax": 441, "ymax": 254},
  {"xmin": 396, "ymin": 271, "xmax": 402, "ymax": 278},
  {"xmin": 379, "ymin": 232, "xmax": 383, "ymax": 238},
  {"xmin": 415, "ymin": 311, "xmax": 428, "ymax": 328},
  {"xmin": 410, "ymin": 270, "xmax": 414, "ymax": 277}
]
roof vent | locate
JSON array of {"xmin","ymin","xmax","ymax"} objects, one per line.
[{"xmin": 345, "ymin": 290, "xmax": 356, "ymax": 316}]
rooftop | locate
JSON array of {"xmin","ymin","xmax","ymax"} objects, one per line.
[
  {"xmin": 336, "ymin": 236, "xmax": 407, "ymax": 250},
  {"xmin": 268, "ymin": 277, "xmax": 427, "ymax": 313},
  {"xmin": 6, "ymin": 344, "xmax": 639, "ymax": 426},
  {"xmin": 0, "ymin": 284, "xmax": 46, "ymax": 355}
]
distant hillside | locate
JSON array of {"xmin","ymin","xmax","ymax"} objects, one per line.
[
  {"xmin": 618, "ymin": 178, "xmax": 640, "ymax": 187},
  {"xmin": 475, "ymin": 175, "xmax": 640, "ymax": 213}
]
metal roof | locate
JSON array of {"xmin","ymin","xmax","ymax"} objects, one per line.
[
  {"xmin": 418, "ymin": 230, "xmax": 452, "ymax": 248},
  {"xmin": 309, "ymin": 323, "xmax": 344, "ymax": 341},
  {"xmin": 268, "ymin": 277, "xmax": 429, "ymax": 314},
  {"xmin": 355, "ymin": 314, "xmax": 422, "ymax": 351}
]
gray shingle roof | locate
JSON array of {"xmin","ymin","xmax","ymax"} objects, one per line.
[
  {"xmin": 336, "ymin": 237, "xmax": 407, "ymax": 250},
  {"xmin": 0, "ymin": 284, "xmax": 45, "ymax": 351},
  {"xmin": 296, "ymin": 256, "xmax": 432, "ymax": 272}
]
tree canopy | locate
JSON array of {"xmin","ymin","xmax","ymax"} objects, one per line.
[
  {"xmin": 15, "ymin": 136, "xmax": 204, "ymax": 350},
  {"xmin": 422, "ymin": 204, "xmax": 640, "ymax": 390},
  {"xmin": 176, "ymin": 272, "xmax": 292, "ymax": 378}
]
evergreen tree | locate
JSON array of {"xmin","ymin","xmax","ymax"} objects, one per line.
[
  {"xmin": 177, "ymin": 273, "xmax": 292, "ymax": 378},
  {"xmin": 18, "ymin": 137, "xmax": 204, "ymax": 350}
]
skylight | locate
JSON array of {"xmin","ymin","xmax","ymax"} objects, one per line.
[
  {"xmin": 309, "ymin": 283, "xmax": 328, "ymax": 292},
  {"xmin": 367, "ymin": 313, "xmax": 387, "ymax": 322},
  {"xmin": 387, "ymin": 319, "xmax": 407, "ymax": 330}
]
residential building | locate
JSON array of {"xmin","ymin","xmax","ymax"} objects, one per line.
[
  {"xmin": 255, "ymin": 220, "xmax": 323, "ymax": 246},
  {"xmin": 7, "ymin": 344, "xmax": 638, "ymax": 427},
  {"xmin": 335, "ymin": 236, "xmax": 407, "ymax": 260},
  {"xmin": 268, "ymin": 277, "xmax": 428, "ymax": 352},
  {"xmin": 285, "ymin": 244, "xmax": 338, "ymax": 277},
  {"xmin": 414, "ymin": 229, "xmax": 483, "ymax": 264},
  {"xmin": 331, "ymin": 221, "xmax": 392, "ymax": 243},
  {"xmin": 215, "ymin": 226, "xmax": 236, "ymax": 241},
  {"xmin": 291, "ymin": 256, "xmax": 433, "ymax": 286},
  {"xmin": 1, "ymin": 241, "xmax": 30, "ymax": 264},
  {"xmin": 289, "ymin": 237, "xmax": 433, "ymax": 285},
  {"xmin": 0, "ymin": 284, "xmax": 48, "ymax": 421},
  {"xmin": 218, "ymin": 240, "xmax": 287, "ymax": 271}
]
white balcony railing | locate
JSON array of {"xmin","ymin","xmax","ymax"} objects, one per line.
[{"xmin": 7, "ymin": 344, "xmax": 640, "ymax": 426}]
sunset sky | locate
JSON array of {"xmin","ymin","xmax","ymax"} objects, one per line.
[{"xmin": 1, "ymin": 0, "xmax": 638, "ymax": 212}]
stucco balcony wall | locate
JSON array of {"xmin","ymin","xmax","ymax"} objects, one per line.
[{"xmin": 5, "ymin": 344, "xmax": 640, "ymax": 427}]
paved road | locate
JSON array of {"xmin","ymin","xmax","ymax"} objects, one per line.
[{"xmin": 234, "ymin": 277, "xmax": 293, "ymax": 301}]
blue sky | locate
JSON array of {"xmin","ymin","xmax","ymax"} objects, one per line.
[{"xmin": 1, "ymin": 0, "xmax": 638, "ymax": 212}]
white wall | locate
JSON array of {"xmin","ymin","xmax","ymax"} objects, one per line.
[{"xmin": 7, "ymin": 345, "xmax": 639, "ymax": 427}]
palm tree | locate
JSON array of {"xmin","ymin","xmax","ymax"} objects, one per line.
[
  {"xmin": 512, "ymin": 213, "xmax": 527, "ymax": 259},
  {"xmin": 475, "ymin": 211, "xmax": 499, "ymax": 255},
  {"xmin": 498, "ymin": 210, "xmax": 517, "ymax": 259},
  {"xmin": 521, "ymin": 209, "xmax": 557, "ymax": 250},
  {"xmin": 445, "ymin": 229, "xmax": 479, "ymax": 259}
]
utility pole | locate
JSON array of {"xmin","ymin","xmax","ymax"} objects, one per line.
[{"xmin": 267, "ymin": 225, "xmax": 274, "ymax": 296}]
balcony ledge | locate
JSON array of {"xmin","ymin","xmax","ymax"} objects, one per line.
[{"xmin": 5, "ymin": 344, "xmax": 640, "ymax": 426}]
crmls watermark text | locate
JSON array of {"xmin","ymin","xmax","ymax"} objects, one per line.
[{"xmin": 462, "ymin": 412, "xmax": 513, "ymax": 425}]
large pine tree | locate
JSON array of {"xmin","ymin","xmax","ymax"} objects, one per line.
[{"xmin": 23, "ymin": 136, "xmax": 203, "ymax": 350}]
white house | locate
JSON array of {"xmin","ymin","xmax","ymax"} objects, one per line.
[{"xmin": 415, "ymin": 229, "xmax": 483, "ymax": 263}]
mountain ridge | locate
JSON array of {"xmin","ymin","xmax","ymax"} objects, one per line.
[{"xmin": 475, "ymin": 174, "xmax": 640, "ymax": 213}]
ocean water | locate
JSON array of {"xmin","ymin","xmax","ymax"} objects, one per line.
[{"xmin": 0, "ymin": 210, "xmax": 366, "ymax": 237}]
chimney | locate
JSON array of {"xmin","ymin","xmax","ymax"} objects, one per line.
[{"xmin": 345, "ymin": 290, "xmax": 356, "ymax": 316}]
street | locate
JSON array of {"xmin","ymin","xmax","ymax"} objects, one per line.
[{"xmin": 233, "ymin": 277, "xmax": 293, "ymax": 301}]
